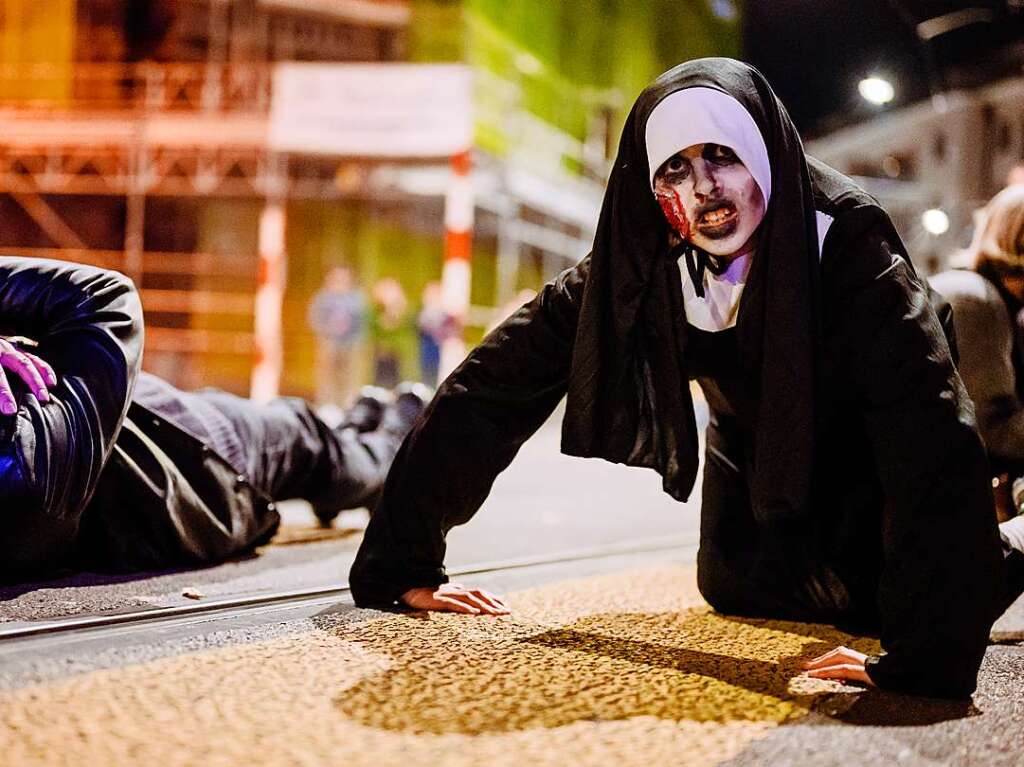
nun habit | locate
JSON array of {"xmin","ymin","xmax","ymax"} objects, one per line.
[{"xmin": 351, "ymin": 58, "xmax": 1008, "ymax": 699}]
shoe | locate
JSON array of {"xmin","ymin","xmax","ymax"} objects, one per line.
[
  {"xmin": 340, "ymin": 386, "xmax": 391, "ymax": 433},
  {"xmin": 311, "ymin": 384, "xmax": 428, "ymax": 528},
  {"xmin": 380, "ymin": 381, "xmax": 432, "ymax": 438}
]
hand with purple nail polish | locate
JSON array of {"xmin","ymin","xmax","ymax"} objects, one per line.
[{"xmin": 0, "ymin": 337, "xmax": 58, "ymax": 416}]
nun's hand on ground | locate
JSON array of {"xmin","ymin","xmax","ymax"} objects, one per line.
[
  {"xmin": 400, "ymin": 583, "xmax": 511, "ymax": 615},
  {"xmin": 0, "ymin": 337, "xmax": 57, "ymax": 416},
  {"xmin": 802, "ymin": 645, "xmax": 875, "ymax": 687}
]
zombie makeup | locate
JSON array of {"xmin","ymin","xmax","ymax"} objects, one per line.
[
  {"xmin": 653, "ymin": 142, "xmax": 765, "ymax": 259},
  {"xmin": 645, "ymin": 87, "xmax": 772, "ymax": 260},
  {"xmin": 654, "ymin": 172, "xmax": 692, "ymax": 241}
]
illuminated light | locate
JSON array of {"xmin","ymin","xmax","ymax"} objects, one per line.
[
  {"xmin": 334, "ymin": 163, "xmax": 364, "ymax": 193},
  {"xmin": 858, "ymin": 77, "xmax": 895, "ymax": 105},
  {"xmin": 922, "ymin": 208, "xmax": 950, "ymax": 235}
]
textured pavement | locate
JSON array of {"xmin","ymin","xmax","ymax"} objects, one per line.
[
  {"xmin": 3, "ymin": 406, "xmax": 1024, "ymax": 765},
  {"xmin": 2, "ymin": 564, "xmax": 1021, "ymax": 766},
  {"xmin": 0, "ymin": 566, "xmax": 874, "ymax": 766}
]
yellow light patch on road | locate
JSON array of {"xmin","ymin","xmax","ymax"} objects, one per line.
[{"xmin": 0, "ymin": 566, "xmax": 879, "ymax": 766}]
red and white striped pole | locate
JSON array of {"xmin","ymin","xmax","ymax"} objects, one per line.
[
  {"xmin": 250, "ymin": 200, "xmax": 287, "ymax": 403},
  {"xmin": 439, "ymin": 149, "xmax": 474, "ymax": 378}
]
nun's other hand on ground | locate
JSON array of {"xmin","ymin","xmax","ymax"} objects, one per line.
[{"xmin": 803, "ymin": 645, "xmax": 875, "ymax": 686}]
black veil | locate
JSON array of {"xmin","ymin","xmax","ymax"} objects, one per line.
[{"xmin": 561, "ymin": 58, "xmax": 823, "ymax": 526}]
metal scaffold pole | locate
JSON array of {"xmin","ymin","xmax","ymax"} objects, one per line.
[
  {"xmin": 251, "ymin": 155, "xmax": 287, "ymax": 402},
  {"xmin": 124, "ymin": 129, "xmax": 146, "ymax": 288}
]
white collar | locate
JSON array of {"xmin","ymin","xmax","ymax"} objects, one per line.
[
  {"xmin": 679, "ymin": 250, "xmax": 752, "ymax": 332},
  {"xmin": 677, "ymin": 211, "xmax": 835, "ymax": 333}
]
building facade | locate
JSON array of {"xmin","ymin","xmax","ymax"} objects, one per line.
[
  {"xmin": 808, "ymin": 76, "xmax": 1024, "ymax": 274},
  {"xmin": 0, "ymin": 0, "xmax": 740, "ymax": 396}
]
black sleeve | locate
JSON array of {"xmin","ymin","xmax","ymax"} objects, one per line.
[
  {"xmin": 831, "ymin": 221, "xmax": 1004, "ymax": 698},
  {"xmin": 349, "ymin": 258, "xmax": 588, "ymax": 606},
  {"xmin": 0, "ymin": 257, "xmax": 144, "ymax": 524}
]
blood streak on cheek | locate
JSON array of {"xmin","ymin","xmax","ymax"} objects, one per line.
[{"xmin": 656, "ymin": 187, "xmax": 692, "ymax": 240}]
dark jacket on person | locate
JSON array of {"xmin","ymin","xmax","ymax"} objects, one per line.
[
  {"xmin": 350, "ymin": 59, "xmax": 1005, "ymax": 700},
  {"xmin": 0, "ymin": 257, "xmax": 281, "ymax": 574}
]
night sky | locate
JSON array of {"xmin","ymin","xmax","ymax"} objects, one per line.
[{"xmin": 742, "ymin": 1, "xmax": 1024, "ymax": 136}]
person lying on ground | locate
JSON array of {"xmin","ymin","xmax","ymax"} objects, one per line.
[
  {"xmin": 0, "ymin": 256, "xmax": 428, "ymax": 579},
  {"xmin": 349, "ymin": 58, "xmax": 1024, "ymax": 700}
]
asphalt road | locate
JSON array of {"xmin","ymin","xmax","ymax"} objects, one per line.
[
  {"xmin": 2, "ymin": 408, "xmax": 1024, "ymax": 765},
  {"xmin": 0, "ymin": 409, "xmax": 694, "ymax": 623},
  {"xmin": 1, "ymin": 558, "xmax": 1022, "ymax": 766}
]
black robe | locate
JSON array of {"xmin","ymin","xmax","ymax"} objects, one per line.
[{"xmin": 351, "ymin": 59, "xmax": 1005, "ymax": 699}]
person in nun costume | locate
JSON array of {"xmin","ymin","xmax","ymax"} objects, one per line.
[{"xmin": 350, "ymin": 58, "xmax": 1024, "ymax": 699}]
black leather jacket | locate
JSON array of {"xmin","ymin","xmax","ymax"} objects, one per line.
[{"xmin": 0, "ymin": 257, "xmax": 279, "ymax": 575}]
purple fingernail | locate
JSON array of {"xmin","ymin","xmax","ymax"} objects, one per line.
[
  {"xmin": 1, "ymin": 401, "xmax": 15, "ymax": 415},
  {"xmin": 38, "ymin": 390, "xmax": 50, "ymax": 403}
]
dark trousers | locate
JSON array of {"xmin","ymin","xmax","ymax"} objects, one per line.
[
  {"xmin": 0, "ymin": 255, "xmax": 397, "ymax": 578},
  {"xmin": 697, "ymin": 410, "xmax": 1024, "ymax": 630},
  {"xmin": 696, "ymin": 411, "xmax": 876, "ymax": 629},
  {"xmin": 3, "ymin": 373, "xmax": 401, "ymax": 577},
  {"xmin": 156, "ymin": 381, "xmax": 399, "ymax": 511}
]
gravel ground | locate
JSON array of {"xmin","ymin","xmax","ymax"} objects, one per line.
[{"xmin": 2, "ymin": 563, "xmax": 1020, "ymax": 767}]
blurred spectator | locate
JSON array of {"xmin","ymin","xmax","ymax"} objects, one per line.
[
  {"xmin": 931, "ymin": 185, "xmax": 1024, "ymax": 520},
  {"xmin": 417, "ymin": 281, "xmax": 458, "ymax": 386},
  {"xmin": 307, "ymin": 266, "xmax": 367, "ymax": 407},
  {"xmin": 370, "ymin": 277, "xmax": 415, "ymax": 388}
]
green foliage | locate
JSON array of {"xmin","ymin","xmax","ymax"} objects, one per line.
[
  {"xmin": 411, "ymin": 0, "xmax": 740, "ymax": 168},
  {"xmin": 413, "ymin": 0, "xmax": 741, "ymax": 144}
]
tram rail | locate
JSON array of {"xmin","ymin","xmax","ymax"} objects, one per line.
[{"xmin": 0, "ymin": 536, "xmax": 696, "ymax": 644}]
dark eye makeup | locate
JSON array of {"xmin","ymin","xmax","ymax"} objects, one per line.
[
  {"xmin": 991, "ymin": 260, "xmax": 1024, "ymax": 280},
  {"xmin": 667, "ymin": 155, "xmax": 687, "ymax": 173},
  {"xmin": 705, "ymin": 144, "xmax": 738, "ymax": 164},
  {"xmin": 657, "ymin": 144, "xmax": 740, "ymax": 182}
]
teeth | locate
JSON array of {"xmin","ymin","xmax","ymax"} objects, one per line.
[{"xmin": 701, "ymin": 208, "xmax": 733, "ymax": 225}]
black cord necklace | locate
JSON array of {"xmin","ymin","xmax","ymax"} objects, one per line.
[{"xmin": 672, "ymin": 242, "xmax": 728, "ymax": 298}]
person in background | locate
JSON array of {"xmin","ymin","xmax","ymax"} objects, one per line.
[
  {"xmin": 370, "ymin": 278, "xmax": 414, "ymax": 389},
  {"xmin": 417, "ymin": 281, "xmax": 458, "ymax": 386},
  {"xmin": 308, "ymin": 266, "xmax": 367, "ymax": 409},
  {"xmin": 1006, "ymin": 165, "xmax": 1024, "ymax": 188},
  {"xmin": 932, "ymin": 185, "xmax": 1024, "ymax": 534}
]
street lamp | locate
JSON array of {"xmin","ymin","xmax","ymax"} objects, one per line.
[
  {"xmin": 858, "ymin": 76, "xmax": 895, "ymax": 106},
  {"xmin": 922, "ymin": 208, "xmax": 950, "ymax": 236}
]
